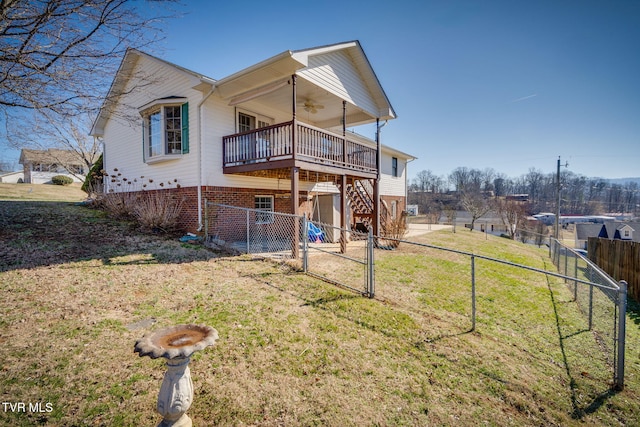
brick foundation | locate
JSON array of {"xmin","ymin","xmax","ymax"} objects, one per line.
[{"xmin": 128, "ymin": 186, "xmax": 405, "ymax": 234}]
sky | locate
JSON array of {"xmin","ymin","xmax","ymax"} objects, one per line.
[{"xmin": 3, "ymin": 0, "xmax": 639, "ymax": 182}]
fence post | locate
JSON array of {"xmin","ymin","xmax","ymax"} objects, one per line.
[
  {"xmin": 246, "ymin": 210, "xmax": 250, "ymax": 254},
  {"xmin": 588, "ymin": 267, "xmax": 594, "ymax": 330},
  {"xmin": 367, "ymin": 226, "xmax": 375, "ymax": 298},
  {"xmin": 573, "ymin": 254, "xmax": 578, "ymax": 300},
  {"xmin": 615, "ymin": 280, "xmax": 627, "ymax": 390},
  {"xmin": 302, "ymin": 216, "xmax": 308, "ymax": 273},
  {"xmin": 471, "ymin": 255, "xmax": 476, "ymax": 331}
]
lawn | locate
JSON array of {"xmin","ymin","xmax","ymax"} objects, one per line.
[
  {"xmin": 1, "ymin": 184, "xmax": 639, "ymax": 426},
  {"xmin": 0, "ymin": 182, "xmax": 86, "ymax": 202}
]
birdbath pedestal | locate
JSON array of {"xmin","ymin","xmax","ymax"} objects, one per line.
[{"xmin": 134, "ymin": 324, "xmax": 218, "ymax": 427}]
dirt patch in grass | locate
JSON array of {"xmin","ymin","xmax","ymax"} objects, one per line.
[{"xmin": 1, "ymin": 200, "xmax": 639, "ymax": 426}]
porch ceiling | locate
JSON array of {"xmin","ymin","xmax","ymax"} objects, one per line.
[
  {"xmin": 227, "ymin": 78, "xmax": 376, "ymax": 129},
  {"xmin": 214, "ymin": 43, "xmax": 392, "ymax": 129}
]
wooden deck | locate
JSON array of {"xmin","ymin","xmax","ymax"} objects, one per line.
[{"xmin": 222, "ymin": 121, "xmax": 378, "ymax": 180}]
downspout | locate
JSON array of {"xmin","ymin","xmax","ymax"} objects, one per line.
[
  {"xmin": 375, "ymin": 120, "xmax": 387, "ymax": 236},
  {"xmin": 196, "ymin": 86, "xmax": 216, "ymax": 231}
]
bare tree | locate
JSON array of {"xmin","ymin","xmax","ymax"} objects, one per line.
[
  {"xmin": 1, "ymin": 0, "xmax": 177, "ymax": 168},
  {"xmin": 481, "ymin": 168, "xmax": 496, "ymax": 193},
  {"xmin": 1, "ymin": 0, "xmax": 176, "ymax": 117},
  {"xmin": 449, "ymin": 167, "xmax": 471, "ymax": 193},
  {"xmin": 6, "ymin": 111, "xmax": 100, "ymax": 178},
  {"xmin": 460, "ymin": 190, "xmax": 490, "ymax": 232},
  {"xmin": 534, "ymin": 220, "xmax": 549, "ymax": 247},
  {"xmin": 493, "ymin": 173, "xmax": 510, "ymax": 197},
  {"xmin": 493, "ymin": 198, "xmax": 525, "ymax": 240},
  {"xmin": 525, "ymin": 168, "xmax": 544, "ymax": 206},
  {"xmin": 0, "ymin": 155, "xmax": 17, "ymax": 171}
]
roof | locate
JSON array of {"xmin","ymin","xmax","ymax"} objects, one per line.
[
  {"xmin": 576, "ymin": 222, "xmax": 640, "ymax": 242},
  {"xmin": 575, "ymin": 223, "xmax": 604, "ymax": 240},
  {"xmin": 19, "ymin": 149, "xmax": 84, "ymax": 166},
  {"xmin": 90, "ymin": 49, "xmax": 216, "ymax": 136},
  {"xmin": 92, "ymin": 41, "xmax": 397, "ymax": 136}
]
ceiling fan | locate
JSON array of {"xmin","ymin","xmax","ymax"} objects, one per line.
[{"xmin": 300, "ymin": 99, "xmax": 324, "ymax": 114}]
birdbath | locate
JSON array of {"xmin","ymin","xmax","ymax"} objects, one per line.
[{"xmin": 134, "ymin": 324, "xmax": 219, "ymax": 427}]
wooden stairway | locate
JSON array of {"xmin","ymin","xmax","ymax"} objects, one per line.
[{"xmin": 345, "ymin": 179, "xmax": 388, "ymax": 235}]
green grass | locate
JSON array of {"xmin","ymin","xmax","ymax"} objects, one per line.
[
  {"xmin": 0, "ymin": 182, "xmax": 86, "ymax": 202},
  {"xmin": 0, "ymin": 199, "xmax": 639, "ymax": 426}
]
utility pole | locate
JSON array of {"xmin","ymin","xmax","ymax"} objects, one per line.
[{"xmin": 555, "ymin": 156, "xmax": 568, "ymax": 240}]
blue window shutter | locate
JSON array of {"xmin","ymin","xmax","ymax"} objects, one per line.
[{"xmin": 182, "ymin": 102, "xmax": 189, "ymax": 154}]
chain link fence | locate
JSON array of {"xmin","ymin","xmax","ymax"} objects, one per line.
[
  {"xmin": 203, "ymin": 200, "xmax": 626, "ymax": 389},
  {"xmin": 204, "ymin": 201, "xmax": 374, "ymax": 296},
  {"xmin": 204, "ymin": 202, "xmax": 302, "ymax": 258},
  {"xmin": 371, "ymin": 235, "xmax": 627, "ymax": 390},
  {"xmin": 550, "ymin": 238, "xmax": 627, "ymax": 390}
]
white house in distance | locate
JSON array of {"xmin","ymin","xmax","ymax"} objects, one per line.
[
  {"xmin": 91, "ymin": 41, "xmax": 415, "ymax": 235},
  {"xmin": 19, "ymin": 148, "xmax": 86, "ymax": 184}
]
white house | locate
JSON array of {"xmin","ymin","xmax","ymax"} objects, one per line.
[
  {"xmin": 19, "ymin": 148, "xmax": 86, "ymax": 184},
  {"xmin": 91, "ymin": 41, "xmax": 415, "ymax": 234}
]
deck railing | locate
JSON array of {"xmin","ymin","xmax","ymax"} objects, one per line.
[{"xmin": 223, "ymin": 121, "xmax": 377, "ymax": 174}]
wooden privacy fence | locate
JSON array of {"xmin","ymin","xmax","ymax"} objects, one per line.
[{"xmin": 589, "ymin": 237, "xmax": 640, "ymax": 302}]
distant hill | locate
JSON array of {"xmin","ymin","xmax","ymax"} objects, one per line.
[{"xmin": 607, "ymin": 177, "xmax": 640, "ymax": 186}]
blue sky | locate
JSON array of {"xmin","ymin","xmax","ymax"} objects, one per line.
[{"xmin": 4, "ymin": 0, "xmax": 639, "ymax": 181}]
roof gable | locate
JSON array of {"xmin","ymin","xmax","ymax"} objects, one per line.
[
  {"xmin": 214, "ymin": 41, "xmax": 396, "ymax": 123},
  {"xmin": 293, "ymin": 41, "xmax": 396, "ymax": 120},
  {"xmin": 598, "ymin": 224, "xmax": 609, "ymax": 239},
  {"xmin": 19, "ymin": 149, "xmax": 84, "ymax": 166},
  {"xmin": 91, "ymin": 49, "xmax": 215, "ymax": 136}
]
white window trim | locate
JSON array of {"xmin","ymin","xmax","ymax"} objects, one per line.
[
  {"xmin": 254, "ymin": 195, "xmax": 274, "ymax": 224},
  {"xmin": 236, "ymin": 108, "xmax": 274, "ymax": 133},
  {"xmin": 140, "ymin": 98, "xmax": 188, "ymax": 164}
]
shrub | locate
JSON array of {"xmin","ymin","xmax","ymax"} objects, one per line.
[
  {"xmin": 51, "ymin": 175, "xmax": 74, "ymax": 186},
  {"xmin": 132, "ymin": 191, "xmax": 185, "ymax": 233},
  {"xmin": 82, "ymin": 153, "xmax": 103, "ymax": 196},
  {"xmin": 95, "ymin": 169, "xmax": 184, "ymax": 232},
  {"xmin": 379, "ymin": 212, "xmax": 408, "ymax": 249}
]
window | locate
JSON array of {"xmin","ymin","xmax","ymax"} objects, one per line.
[
  {"xmin": 238, "ymin": 112, "xmax": 255, "ymax": 133},
  {"xmin": 237, "ymin": 110, "xmax": 273, "ymax": 161},
  {"xmin": 237, "ymin": 110, "xmax": 272, "ymax": 133},
  {"xmin": 141, "ymin": 100, "xmax": 189, "ymax": 162},
  {"xmin": 255, "ymin": 196, "xmax": 274, "ymax": 224},
  {"xmin": 392, "ymin": 157, "xmax": 398, "ymax": 177}
]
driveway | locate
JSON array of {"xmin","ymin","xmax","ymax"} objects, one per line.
[{"xmin": 405, "ymin": 223, "xmax": 452, "ymax": 238}]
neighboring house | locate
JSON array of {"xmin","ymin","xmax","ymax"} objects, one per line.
[
  {"xmin": 0, "ymin": 171, "xmax": 24, "ymax": 183},
  {"xmin": 575, "ymin": 222, "xmax": 640, "ymax": 249},
  {"xmin": 19, "ymin": 149, "xmax": 86, "ymax": 184},
  {"xmin": 91, "ymin": 41, "xmax": 415, "ymax": 234}
]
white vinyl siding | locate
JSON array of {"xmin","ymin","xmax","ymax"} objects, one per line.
[
  {"xmin": 379, "ymin": 151, "xmax": 406, "ymax": 197},
  {"xmin": 101, "ymin": 55, "xmax": 198, "ymax": 191},
  {"xmin": 101, "ymin": 50, "xmax": 411, "ymax": 201},
  {"xmin": 297, "ymin": 50, "xmax": 378, "ymax": 117}
]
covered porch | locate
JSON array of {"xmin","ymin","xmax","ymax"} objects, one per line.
[{"xmin": 214, "ymin": 41, "xmax": 397, "ymax": 249}]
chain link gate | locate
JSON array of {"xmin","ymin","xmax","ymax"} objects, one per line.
[{"xmin": 301, "ymin": 217, "xmax": 374, "ymax": 297}]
